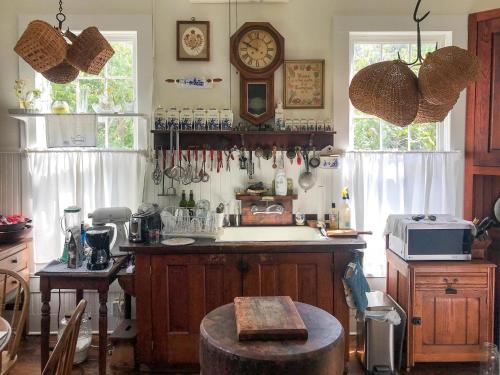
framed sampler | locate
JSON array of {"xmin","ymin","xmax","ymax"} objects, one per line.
[
  {"xmin": 177, "ymin": 20, "xmax": 210, "ymax": 61},
  {"xmin": 283, "ymin": 60, "xmax": 325, "ymax": 109}
]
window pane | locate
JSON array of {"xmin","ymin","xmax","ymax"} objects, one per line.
[
  {"xmin": 107, "ymin": 41, "xmax": 134, "ymax": 77},
  {"xmin": 353, "ymin": 118, "xmax": 381, "ymax": 150},
  {"xmin": 108, "ymin": 118, "xmax": 134, "ymax": 149},
  {"xmin": 382, "ymin": 43, "xmax": 409, "ymax": 62},
  {"xmin": 96, "ymin": 120, "xmax": 106, "ymax": 148},
  {"xmin": 108, "ymin": 79, "xmax": 135, "ymax": 111},
  {"xmin": 50, "ymin": 82, "xmax": 77, "ymax": 112},
  {"xmin": 352, "ymin": 44, "xmax": 381, "ymax": 74},
  {"xmin": 79, "ymin": 79, "xmax": 105, "ymax": 113},
  {"xmin": 382, "ymin": 121, "xmax": 408, "ymax": 151},
  {"xmin": 409, "ymin": 123, "xmax": 437, "ymax": 151}
]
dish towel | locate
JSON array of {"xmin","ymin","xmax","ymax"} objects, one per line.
[{"xmin": 45, "ymin": 114, "xmax": 97, "ymax": 148}]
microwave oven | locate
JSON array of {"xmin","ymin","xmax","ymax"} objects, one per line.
[{"xmin": 387, "ymin": 218, "xmax": 473, "ymax": 261}]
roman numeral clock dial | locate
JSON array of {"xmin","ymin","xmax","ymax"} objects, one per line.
[{"xmin": 230, "ymin": 22, "xmax": 285, "ymax": 126}]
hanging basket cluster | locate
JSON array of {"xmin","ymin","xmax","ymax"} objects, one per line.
[
  {"xmin": 14, "ymin": 21, "xmax": 114, "ymax": 84},
  {"xmin": 349, "ymin": 46, "xmax": 480, "ymax": 127}
]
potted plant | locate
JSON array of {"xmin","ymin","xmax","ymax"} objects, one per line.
[{"xmin": 14, "ymin": 79, "xmax": 42, "ymax": 112}]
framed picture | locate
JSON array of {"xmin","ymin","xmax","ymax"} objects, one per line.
[
  {"xmin": 177, "ymin": 20, "xmax": 210, "ymax": 61},
  {"xmin": 283, "ymin": 60, "xmax": 325, "ymax": 109}
]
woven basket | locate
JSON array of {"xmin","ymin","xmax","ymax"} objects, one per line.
[
  {"xmin": 414, "ymin": 93, "xmax": 458, "ymax": 124},
  {"xmin": 419, "ymin": 46, "xmax": 480, "ymax": 105},
  {"xmin": 66, "ymin": 28, "xmax": 115, "ymax": 75},
  {"xmin": 42, "ymin": 60, "xmax": 79, "ymax": 84},
  {"xmin": 349, "ymin": 60, "xmax": 419, "ymax": 127},
  {"xmin": 14, "ymin": 20, "xmax": 67, "ymax": 73}
]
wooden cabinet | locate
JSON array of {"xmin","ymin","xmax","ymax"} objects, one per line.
[
  {"xmin": 135, "ymin": 251, "xmax": 335, "ymax": 371},
  {"xmin": 0, "ymin": 241, "xmax": 31, "ymax": 290},
  {"xmin": 242, "ymin": 253, "xmax": 333, "ymax": 313},
  {"xmin": 387, "ymin": 250, "xmax": 495, "ymax": 370}
]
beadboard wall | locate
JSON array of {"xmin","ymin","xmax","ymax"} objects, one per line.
[{"xmin": 0, "ymin": 152, "xmax": 23, "ymax": 215}]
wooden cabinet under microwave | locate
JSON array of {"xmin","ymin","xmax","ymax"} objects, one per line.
[{"xmin": 386, "ymin": 250, "xmax": 496, "ymax": 370}]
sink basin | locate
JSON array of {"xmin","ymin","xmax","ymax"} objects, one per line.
[{"xmin": 216, "ymin": 226, "xmax": 327, "ymax": 242}]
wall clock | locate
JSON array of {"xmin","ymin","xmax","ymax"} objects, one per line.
[{"xmin": 230, "ymin": 22, "xmax": 284, "ymax": 125}]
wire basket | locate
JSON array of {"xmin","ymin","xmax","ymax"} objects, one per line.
[{"xmin": 161, "ymin": 207, "xmax": 218, "ymax": 239}]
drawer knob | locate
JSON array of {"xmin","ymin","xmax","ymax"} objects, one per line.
[{"xmin": 11, "ymin": 259, "xmax": 17, "ymax": 264}]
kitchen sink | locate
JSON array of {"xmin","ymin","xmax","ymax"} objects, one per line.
[{"xmin": 216, "ymin": 226, "xmax": 327, "ymax": 242}]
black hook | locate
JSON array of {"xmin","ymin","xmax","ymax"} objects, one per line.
[{"xmin": 397, "ymin": 0, "xmax": 432, "ymax": 67}]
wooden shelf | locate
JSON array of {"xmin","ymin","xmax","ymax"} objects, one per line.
[
  {"xmin": 9, "ymin": 111, "xmax": 149, "ymax": 123},
  {"xmin": 152, "ymin": 130, "xmax": 335, "ymax": 150},
  {"xmin": 236, "ymin": 194, "xmax": 298, "ymax": 201}
]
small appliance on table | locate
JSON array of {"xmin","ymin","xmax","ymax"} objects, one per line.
[
  {"xmin": 385, "ymin": 214, "xmax": 474, "ymax": 261},
  {"xmin": 129, "ymin": 204, "xmax": 161, "ymax": 243},
  {"xmin": 88, "ymin": 207, "xmax": 131, "ymax": 255}
]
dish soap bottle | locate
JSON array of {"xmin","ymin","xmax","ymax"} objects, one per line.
[
  {"xmin": 339, "ymin": 188, "xmax": 351, "ymax": 229},
  {"xmin": 275, "ymin": 168, "xmax": 288, "ymax": 196},
  {"xmin": 329, "ymin": 203, "xmax": 339, "ymax": 229}
]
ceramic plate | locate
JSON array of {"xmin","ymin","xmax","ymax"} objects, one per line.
[{"xmin": 162, "ymin": 237, "xmax": 195, "ymax": 246}]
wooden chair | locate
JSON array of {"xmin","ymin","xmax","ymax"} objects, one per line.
[
  {"xmin": 0, "ymin": 269, "xmax": 30, "ymax": 375},
  {"xmin": 42, "ymin": 299, "xmax": 87, "ymax": 375}
]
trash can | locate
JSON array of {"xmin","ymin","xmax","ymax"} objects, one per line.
[{"xmin": 356, "ymin": 291, "xmax": 406, "ymax": 375}]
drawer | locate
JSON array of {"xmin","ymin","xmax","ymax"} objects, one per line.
[
  {"xmin": 0, "ymin": 248, "xmax": 28, "ymax": 273},
  {"xmin": 415, "ymin": 272, "xmax": 488, "ymax": 289}
]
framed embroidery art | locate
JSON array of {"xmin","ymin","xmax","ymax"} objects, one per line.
[
  {"xmin": 177, "ymin": 20, "xmax": 210, "ymax": 61},
  {"xmin": 283, "ymin": 60, "xmax": 325, "ymax": 109}
]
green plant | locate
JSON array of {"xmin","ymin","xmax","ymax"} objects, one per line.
[{"xmin": 14, "ymin": 79, "xmax": 42, "ymax": 109}]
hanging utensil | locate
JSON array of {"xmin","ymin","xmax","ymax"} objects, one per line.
[
  {"xmin": 248, "ymin": 151, "xmax": 254, "ymax": 180},
  {"xmin": 280, "ymin": 148, "xmax": 285, "ymax": 169},
  {"xmin": 263, "ymin": 147, "xmax": 272, "ymax": 161},
  {"xmin": 182, "ymin": 149, "xmax": 193, "ymax": 185},
  {"xmin": 201, "ymin": 148, "xmax": 210, "ymax": 182},
  {"xmin": 165, "ymin": 150, "xmax": 177, "ymax": 179},
  {"xmin": 286, "ymin": 146, "xmax": 296, "ymax": 165},
  {"xmin": 239, "ymin": 147, "xmax": 248, "ymax": 170},
  {"xmin": 255, "ymin": 145, "xmax": 264, "ymax": 170},
  {"xmin": 152, "ymin": 149, "xmax": 162, "ymax": 185},
  {"xmin": 272, "ymin": 146, "xmax": 277, "ymax": 169},
  {"xmin": 210, "ymin": 149, "xmax": 215, "ymax": 172},
  {"xmin": 217, "ymin": 149, "xmax": 224, "ymax": 173},
  {"xmin": 296, "ymin": 146, "xmax": 302, "ymax": 166},
  {"xmin": 298, "ymin": 151, "xmax": 316, "ymax": 192},
  {"xmin": 309, "ymin": 147, "xmax": 321, "ymax": 169},
  {"xmin": 191, "ymin": 148, "xmax": 202, "ymax": 183}
]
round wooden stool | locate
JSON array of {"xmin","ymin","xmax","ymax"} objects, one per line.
[{"xmin": 200, "ymin": 302, "xmax": 344, "ymax": 375}]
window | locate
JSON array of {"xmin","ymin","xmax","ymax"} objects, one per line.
[
  {"xmin": 349, "ymin": 32, "xmax": 451, "ymax": 151},
  {"xmin": 36, "ymin": 31, "xmax": 138, "ymax": 149}
]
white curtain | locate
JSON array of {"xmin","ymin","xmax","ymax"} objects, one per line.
[
  {"xmin": 27, "ymin": 151, "xmax": 147, "ymax": 264},
  {"xmin": 343, "ymin": 151, "xmax": 463, "ymax": 277}
]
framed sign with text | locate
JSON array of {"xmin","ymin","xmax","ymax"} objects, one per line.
[{"xmin": 283, "ymin": 60, "xmax": 325, "ymax": 109}]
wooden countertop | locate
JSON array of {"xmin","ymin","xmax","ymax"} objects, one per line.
[{"xmin": 121, "ymin": 236, "xmax": 367, "ymax": 255}]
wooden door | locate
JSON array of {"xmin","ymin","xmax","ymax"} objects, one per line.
[
  {"xmin": 465, "ymin": 8, "xmax": 500, "ymax": 220},
  {"xmin": 413, "ymin": 289, "xmax": 489, "ymax": 362},
  {"xmin": 242, "ymin": 253, "xmax": 333, "ymax": 313},
  {"xmin": 150, "ymin": 254, "xmax": 241, "ymax": 365}
]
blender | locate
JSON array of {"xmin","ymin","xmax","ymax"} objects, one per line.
[{"xmin": 60, "ymin": 206, "xmax": 82, "ymax": 263}]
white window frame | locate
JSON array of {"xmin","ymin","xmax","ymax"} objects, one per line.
[{"xmin": 348, "ymin": 31, "xmax": 453, "ymax": 152}]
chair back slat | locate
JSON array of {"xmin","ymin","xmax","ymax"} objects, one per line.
[
  {"xmin": 42, "ymin": 299, "xmax": 87, "ymax": 375},
  {"xmin": 0, "ymin": 269, "xmax": 30, "ymax": 374}
]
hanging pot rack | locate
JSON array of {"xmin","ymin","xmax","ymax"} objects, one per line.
[
  {"xmin": 398, "ymin": 0, "xmax": 433, "ymax": 67},
  {"xmin": 56, "ymin": 0, "xmax": 67, "ymax": 31}
]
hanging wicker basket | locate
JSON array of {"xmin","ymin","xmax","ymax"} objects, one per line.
[
  {"xmin": 42, "ymin": 60, "xmax": 79, "ymax": 84},
  {"xmin": 349, "ymin": 60, "xmax": 419, "ymax": 127},
  {"xmin": 14, "ymin": 20, "xmax": 67, "ymax": 73},
  {"xmin": 419, "ymin": 46, "xmax": 480, "ymax": 105},
  {"xmin": 414, "ymin": 92, "xmax": 458, "ymax": 124},
  {"xmin": 66, "ymin": 27, "xmax": 115, "ymax": 75}
]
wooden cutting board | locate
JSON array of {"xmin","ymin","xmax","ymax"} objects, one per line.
[
  {"xmin": 326, "ymin": 229, "xmax": 372, "ymax": 238},
  {"xmin": 234, "ymin": 296, "xmax": 308, "ymax": 341}
]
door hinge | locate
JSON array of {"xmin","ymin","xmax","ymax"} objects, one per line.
[{"xmin": 412, "ymin": 317, "xmax": 422, "ymax": 326}]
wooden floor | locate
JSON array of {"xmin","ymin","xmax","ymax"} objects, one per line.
[{"xmin": 9, "ymin": 335, "xmax": 479, "ymax": 374}]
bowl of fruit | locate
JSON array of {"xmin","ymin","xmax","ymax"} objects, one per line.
[{"xmin": 0, "ymin": 214, "xmax": 30, "ymax": 243}]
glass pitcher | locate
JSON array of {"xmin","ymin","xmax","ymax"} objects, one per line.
[
  {"xmin": 480, "ymin": 342, "xmax": 499, "ymax": 375},
  {"xmin": 60, "ymin": 206, "xmax": 82, "ymax": 263}
]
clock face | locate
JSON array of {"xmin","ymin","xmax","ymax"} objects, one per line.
[{"xmin": 238, "ymin": 30, "xmax": 278, "ymax": 70}]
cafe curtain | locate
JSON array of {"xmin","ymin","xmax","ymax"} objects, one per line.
[
  {"xmin": 343, "ymin": 151, "xmax": 463, "ymax": 277},
  {"xmin": 27, "ymin": 150, "xmax": 146, "ymax": 264}
]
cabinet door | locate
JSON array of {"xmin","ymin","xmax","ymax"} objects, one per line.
[
  {"xmin": 242, "ymin": 253, "xmax": 333, "ymax": 313},
  {"xmin": 150, "ymin": 254, "xmax": 241, "ymax": 365},
  {"xmin": 472, "ymin": 15, "xmax": 500, "ymax": 166},
  {"xmin": 413, "ymin": 289, "xmax": 489, "ymax": 362}
]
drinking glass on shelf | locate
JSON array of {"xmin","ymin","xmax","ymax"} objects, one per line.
[
  {"xmin": 77, "ymin": 86, "xmax": 90, "ymax": 113},
  {"xmin": 480, "ymin": 342, "xmax": 499, "ymax": 375}
]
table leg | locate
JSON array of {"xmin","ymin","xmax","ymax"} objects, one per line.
[
  {"xmin": 40, "ymin": 279, "xmax": 51, "ymax": 371},
  {"xmin": 98, "ymin": 290, "xmax": 108, "ymax": 375},
  {"xmin": 76, "ymin": 289, "xmax": 84, "ymax": 305}
]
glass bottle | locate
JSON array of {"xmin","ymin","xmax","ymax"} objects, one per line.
[
  {"xmin": 329, "ymin": 203, "xmax": 339, "ymax": 229},
  {"xmin": 187, "ymin": 190, "xmax": 196, "ymax": 216},
  {"xmin": 179, "ymin": 190, "xmax": 188, "ymax": 208},
  {"xmin": 480, "ymin": 342, "xmax": 499, "ymax": 374}
]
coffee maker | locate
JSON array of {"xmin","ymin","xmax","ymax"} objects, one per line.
[{"xmin": 86, "ymin": 228, "xmax": 112, "ymax": 270}]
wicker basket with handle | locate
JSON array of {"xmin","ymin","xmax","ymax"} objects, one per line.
[
  {"xmin": 66, "ymin": 28, "xmax": 115, "ymax": 75},
  {"xmin": 42, "ymin": 60, "xmax": 79, "ymax": 84},
  {"xmin": 414, "ymin": 91, "xmax": 459, "ymax": 124},
  {"xmin": 14, "ymin": 20, "xmax": 67, "ymax": 73},
  {"xmin": 418, "ymin": 46, "xmax": 480, "ymax": 105},
  {"xmin": 349, "ymin": 60, "xmax": 419, "ymax": 127}
]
